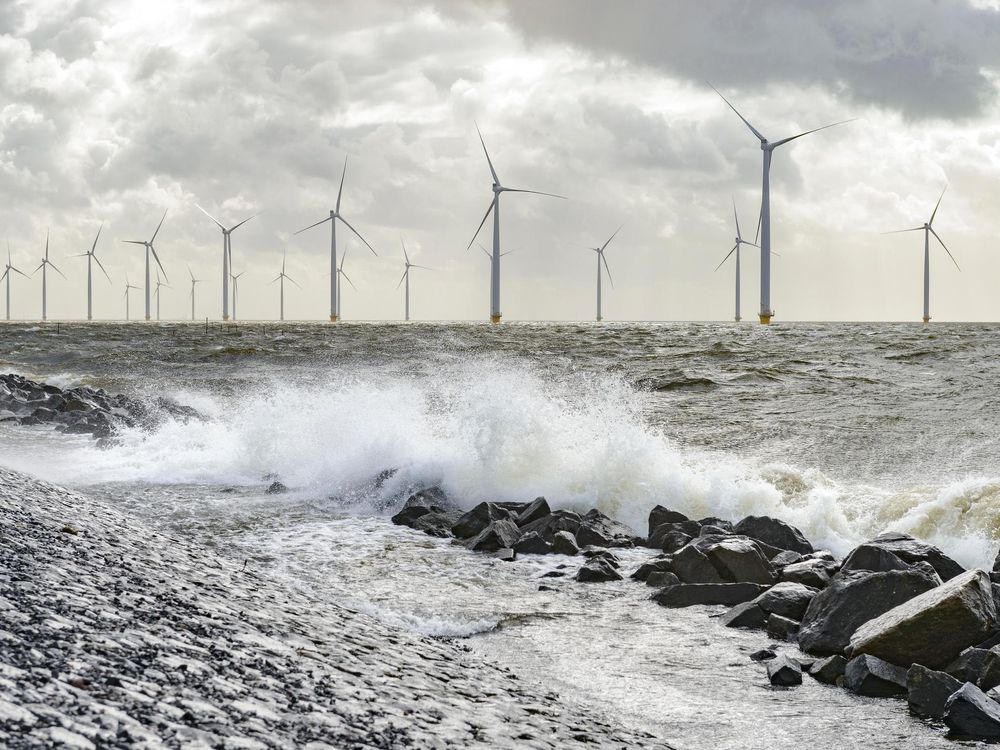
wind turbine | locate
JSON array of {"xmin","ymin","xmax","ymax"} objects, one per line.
[
  {"xmin": 587, "ymin": 226, "xmax": 621, "ymax": 322},
  {"xmin": 74, "ymin": 224, "xmax": 111, "ymax": 321},
  {"xmin": 884, "ymin": 185, "xmax": 959, "ymax": 323},
  {"xmin": 187, "ymin": 266, "xmax": 202, "ymax": 321},
  {"xmin": 123, "ymin": 275, "xmax": 140, "ymax": 321},
  {"xmin": 271, "ymin": 251, "xmax": 300, "ymax": 321},
  {"xmin": 231, "ymin": 270, "xmax": 244, "ymax": 321},
  {"xmin": 336, "ymin": 247, "xmax": 357, "ymax": 320},
  {"xmin": 2, "ymin": 243, "xmax": 29, "ymax": 321},
  {"xmin": 122, "ymin": 210, "xmax": 168, "ymax": 321},
  {"xmin": 294, "ymin": 156, "xmax": 377, "ymax": 322},
  {"xmin": 710, "ymin": 84, "xmax": 851, "ymax": 324},
  {"xmin": 195, "ymin": 204, "xmax": 257, "ymax": 321},
  {"xmin": 714, "ymin": 199, "xmax": 758, "ymax": 322},
  {"xmin": 397, "ymin": 239, "xmax": 432, "ymax": 322},
  {"xmin": 153, "ymin": 271, "xmax": 169, "ymax": 321},
  {"xmin": 467, "ymin": 124, "xmax": 565, "ymax": 323},
  {"xmin": 33, "ymin": 231, "xmax": 66, "ymax": 321}
]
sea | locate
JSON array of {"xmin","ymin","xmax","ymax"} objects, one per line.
[{"xmin": 1, "ymin": 320, "xmax": 996, "ymax": 749}]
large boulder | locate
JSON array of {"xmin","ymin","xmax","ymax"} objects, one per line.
[
  {"xmin": 766, "ymin": 614, "xmax": 800, "ymax": 642},
  {"xmin": 907, "ymin": 664, "xmax": 962, "ymax": 720},
  {"xmin": 945, "ymin": 683, "xmax": 1000, "ymax": 740},
  {"xmin": 575, "ymin": 509, "xmax": 637, "ymax": 548},
  {"xmin": 466, "ymin": 519, "xmax": 521, "ymax": 552},
  {"xmin": 412, "ymin": 509, "xmax": 463, "ymax": 538},
  {"xmin": 551, "ymin": 530, "xmax": 580, "ymax": 556},
  {"xmin": 946, "ymin": 647, "xmax": 992, "ymax": 683},
  {"xmin": 781, "ymin": 558, "xmax": 836, "ymax": 589},
  {"xmin": 652, "ymin": 583, "xmax": 768, "ymax": 608},
  {"xmin": 575, "ymin": 558, "xmax": 623, "ymax": 583},
  {"xmin": 721, "ymin": 601, "xmax": 768, "ymax": 630},
  {"xmin": 701, "ymin": 537, "xmax": 777, "ymax": 585},
  {"xmin": 807, "ymin": 655, "xmax": 847, "ymax": 685},
  {"xmin": 766, "ymin": 655, "xmax": 802, "ymax": 686},
  {"xmin": 977, "ymin": 647, "xmax": 1000, "ymax": 691},
  {"xmin": 797, "ymin": 567, "xmax": 940, "ymax": 656},
  {"xmin": 452, "ymin": 502, "xmax": 516, "ymax": 539},
  {"xmin": 516, "ymin": 497, "xmax": 551, "ymax": 527},
  {"xmin": 848, "ymin": 569, "xmax": 998, "ymax": 670},
  {"xmin": 648, "ymin": 505, "xmax": 690, "ymax": 536},
  {"xmin": 645, "ymin": 571, "xmax": 680, "ymax": 588},
  {"xmin": 648, "ymin": 522, "xmax": 698, "ymax": 552},
  {"xmin": 840, "ymin": 543, "xmax": 913, "ymax": 575},
  {"xmin": 671, "ymin": 544, "xmax": 726, "ymax": 584},
  {"xmin": 750, "ymin": 582, "xmax": 818, "ymax": 621},
  {"xmin": 512, "ymin": 532, "xmax": 554, "ymax": 555},
  {"xmin": 863, "ymin": 532, "xmax": 964, "ymax": 582},
  {"xmin": 631, "ymin": 558, "xmax": 674, "ymax": 582},
  {"xmin": 519, "ymin": 510, "xmax": 583, "ymax": 542},
  {"xmin": 734, "ymin": 515, "xmax": 813, "ymax": 554},
  {"xmin": 843, "ymin": 654, "xmax": 907, "ymax": 697}
]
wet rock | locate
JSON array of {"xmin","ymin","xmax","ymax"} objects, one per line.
[
  {"xmin": 520, "ymin": 510, "xmax": 582, "ymax": 543},
  {"xmin": 413, "ymin": 509, "xmax": 463, "ymax": 538},
  {"xmin": 496, "ymin": 548, "xmax": 516, "ymax": 562},
  {"xmin": 701, "ymin": 537, "xmax": 777, "ymax": 585},
  {"xmin": 391, "ymin": 505, "xmax": 435, "ymax": 527},
  {"xmin": 630, "ymin": 558, "xmax": 674, "ymax": 582},
  {"xmin": 721, "ymin": 601, "xmax": 768, "ymax": 630},
  {"xmin": 848, "ymin": 569, "xmax": 998, "ymax": 670},
  {"xmin": 512, "ymin": 532, "xmax": 554, "ymax": 555},
  {"xmin": 648, "ymin": 505, "xmax": 691, "ymax": 536},
  {"xmin": 766, "ymin": 614, "xmax": 800, "ymax": 641},
  {"xmin": 467, "ymin": 519, "xmax": 521, "ymax": 552},
  {"xmin": 403, "ymin": 486, "xmax": 451, "ymax": 510},
  {"xmin": 945, "ymin": 683, "xmax": 1000, "ymax": 740},
  {"xmin": 265, "ymin": 481, "xmax": 287, "ymax": 495},
  {"xmin": 551, "ymin": 530, "xmax": 580, "ymax": 556},
  {"xmin": 766, "ymin": 654, "xmax": 802, "ymax": 686},
  {"xmin": 734, "ymin": 516, "xmax": 813, "ymax": 554},
  {"xmin": 750, "ymin": 649, "xmax": 777, "ymax": 662},
  {"xmin": 839, "ymin": 543, "xmax": 912, "ymax": 575},
  {"xmin": 750, "ymin": 582, "xmax": 818, "ymax": 621},
  {"xmin": 697, "ymin": 517, "xmax": 734, "ymax": 532},
  {"xmin": 780, "ymin": 558, "xmax": 835, "ymax": 589},
  {"xmin": 671, "ymin": 544, "xmax": 726, "ymax": 584},
  {"xmin": 575, "ymin": 510, "xmax": 637, "ymax": 548},
  {"xmin": 771, "ymin": 550, "xmax": 804, "ymax": 568},
  {"xmin": 843, "ymin": 654, "xmax": 908, "ymax": 697},
  {"xmin": 945, "ymin": 647, "xmax": 991, "ymax": 683},
  {"xmin": 863, "ymin": 532, "xmax": 965, "ymax": 582},
  {"xmin": 581, "ymin": 547, "xmax": 619, "ymax": 566},
  {"xmin": 645, "ymin": 571, "xmax": 680, "ymax": 588},
  {"xmin": 907, "ymin": 664, "xmax": 963, "ymax": 720},
  {"xmin": 452, "ymin": 502, "xmax": 516, "ymax": 539},
  {"xmin": 977, "ymin": 647, "xmax": 1000, "ymax": 691},
  {"xmin": 658, "ymin": 529, "xmax": 695, "ymax": 554},
  {"xmin": 698, "ymin": 524, "xmax": 732, "ymax": 538},
  {"xmin": 807, "ymin": 655, "xmax": 847, "ymax": 685},
  {"xmin": 797, "ymin": 568, "xmax": 939, "ymax": 656},
  {"xmin": 575, "ymin": 558, "xmax": 624, "ymax": 583},
  {"xmin": 652, "ymin": 583, "xmax": 768, "ymax": 608},
  {"xmin": 515, "ymin": 497, "xmax": 550, "ymax": 527}
]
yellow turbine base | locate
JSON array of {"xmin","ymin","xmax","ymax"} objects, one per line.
[
  {"xmin": 758, "ymin": 313, "xmax": 773, "ymax": 325},
  {"xmin": 922, "ymin": 316, "xmax": 930, "ymax": 324},
  {"xmin": 490, "ymin": 314, "xmax": 501, "ymax": 324},
  {"xmin": 222, "ymin": 314, "xmax": 229, "ymax": 321},
  {"xmin": 330, "ymin": 314, "xmax": 339, "ymax": 323}
]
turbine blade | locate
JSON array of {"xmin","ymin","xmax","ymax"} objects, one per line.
[
  {"xmin": 714, "ymin": 244, "xmax": 738, "ymax": 272},
  {"xmin": 287, "ymin": 275, "xmax": 302, "ymax": 289},
  {"xmin": 48, "ymin": 261, "xmax": 67, "ymax": 279},
  {"xmin": 338, "ymin": 216, "xmax": 377, "ymax": 256},
  {"xmin": 396, "ymin": 269, "xmax": 408, "ymax": 289},
  {"xmin": 293, "ymin": 216, "xmax": 332, "ymax": 235},
  {"xmin": 270, "ymin": 275, "xmax": 281, "ymax": 284},
  {"xmin": 600, "ymin": 224, "xmax": 623, "ymax": 253},
  {"xmin": 93, "ymin": 254, "xmax": 112, "ymax": 282},
  {"xmin": 503, "ymin": 188, "xmax": 567, "ymax": 200},
  {"xmin": 122, "ymin": 240, "xmax": 146, "ymax": 245},
  {"xmin": 930, "ymin": 227, "xmax": 961, "ymax": 271},
  {"xmin": 929, "ymin": 184, "xmax": 947, "ymax": 226},
  {"xmin": 881, "ymin": 227, "xmax": 925, "ymax": 235},
  {"xmin": 411, "ymin": 264, "xmax": 433, "ymax": 270},
  {"xmin": 481, "ymin": 248, "xmax": 491, "ymax": 260},
  {"xmin": 230, "ymin": 213, "xmax": 258, "ymax": 232},
  {"xmin": 196, "ymin": 204, "xmax": 225, "ymax": 230},
  {"xmin": 475, "ymin": 122, "xmax": 500, "ymax": 184},
  {"xmin": 336, "ymin": 155, "xmax": 348, "ymax": 214},
  {"xmin": 150, "ymin": 209, "xmax": 168, "ymax": 243},
  {"xmin": 150, "ymin": 246, "xmax": 168, "ymax": 281},
  {"xmin": 467, "ymin": 197, "xmax": 496, "ymax": 250},
  {"xmin": 754, "ymin": 202, "xmax": 762, "ymax": 244},
  {"xmin": 0, "ymin": 269, "xmax": 6, "ymax": 281},
  {"xmin": 770, "ymin": 119, "xmax": 856, "ymax": 149},
  {"xmin": 732, "ymin": 196, "xmax": 742, "ymax": 240},
  {"xmin": 90, "ymin": 223, "xmax": 103, "ymax": 254},
  {"xmin": 32, "ymin": 262, "xmax": 43, "ymax": 274},
  {"xmin": 602, "ymin": 253, "xmax": 614, "ymax": 288},
  {"xmin": 339, "ymin": 248, "xmax": 348, "ymax": 271},
  {"xmin": 401, "ymin": 237, "xmax": 409, "ymax": 265},
  {"xmin": 341, "ymin": 271, "xmax": 357, "ymax": 291},
  {"xmin": 12, "ymin": 267, "xmax": 28, "ymax": 279},
  {"xmin": 707, "ymin": 82, "xmax": 766, "ymax": 143}
]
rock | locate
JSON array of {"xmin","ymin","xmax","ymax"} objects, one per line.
[
  {"xmin": 978, "ymin": 647, "xmax": 1000, "ymax": 691},
  {"xmin": 652, "ymin": 583, "xmax": 768, "ymax": 608},
  {"xmin": 734, "ymin": 516, "xmax": 813, "ymax": 554},
  {"xmin": 671, "ymin": 544, "xmax": 726, "ymax": 584},
  {"xmin": 797, "ymin": 568, "xmax": 940, "ymax": 656},
  {"xmin": 392, "ymin": 504, "xmax": 434, "ymax": 527},
  {"xmin": 750, "ymin": 582, "xmax": 818, "ymax": 621},
  {"xmin": 575, "ymin": 509, "xmax": 637, "ymax": 548},
  {"xmin": 766, "ymin": 614, "xmax": 800, "ymax": 641},
  {"xmin": 840, "ymin": 543, "xmax": 913, "ymax": 575},
  {"xmin": 265, "ymin": 480, "xmax": 287, "ymax": 494},
  {"xmin": 807, "ymin": 655, "xmax": 847, "ymax": 685},
  {"xmin": 412, "ymin": 509, "xmax": 463, "ymax": 538},
  {"xmin": 467, "ymin": 519, "xmax": 521, "ymax": 552},
  {"xmin": 863, "ymin": 532, "xmax": 965, "ymax": 582},
  {"xmin": 721, "ymin": 601, "xmax": 768, "ymax": 629},
  {"xmin": 496, "ymin": 548, "xmax": 516, "ymax": 562},
  {"xmin": 452, "ymin": 502, "xmax": 516, "ymax": 539},
  {"xmin": 648, "ymin": 505, "xmax": 690, "ymax": 536},
  {"xmin": 512, "ymin": 532, "xmax": 554, "ymax": 555},
  {"xmin": 646, "ymin": 571, "xmax": 680, "ymax": 588},
  {"xmin": 699, "ymin": 524, "xmax": 732, "ymax": 538},
  {"xmin": 946, "ymin": 647, "xmax": 992, "ymax": 683},
  {"xmin": 697, "ymin": 517, "xmax": 734, "ymax": 532},
  {"xmin": 519, "ymin": 510, "xmax": 582, "ymax": 543},
  {"xmin": 848, "ymin": 569, "xmax": 998, "ymax": 670},
  {"xmin": 516, "ymin": 497, "xmax": 551, "ymax": 527},
  {"xmin": 575, "ymin": 558, "xmax": 623, "ymax": 583},
  {"xmin": 648, "ymin": 521, "xmax": 698, "ymax": 551},
  {"xmin": 631, "ymin": 558, "xmax": 674, "ymax": 582},
  {"xmin": 581, "ymin": 547, "xmax": 620, "ymax": 566},
  {"xmin": 771, "ymin": 550, "xmax": 804, "ymax": 568},
  {"xmin": 843, "ymin": 654, "xmax": 908, "ymax": 697},
  {"xmin": 766, "ymin": 654, "xmax": 802, "ymax": 686},
  {"xmin": 945, "ymin": 683, "xmax": 1000, "ymax": 740},
  {"xmin": 781, "ymin": 559, "xmax": 835, "ymax": 589},
  {"xmin": 701, "ymin": 537, "xmax": 777, "ymax": 585},
  {"xmin": 402, "ymin": 486, "xmax": 450, "ymax": 510},
  {"xmin": 907, "ymin": 664, "xmax": 963, "ymax": 720},
  {"xmin": 551, "ymin": 530, "xmax": 580, "ymax": 556},
  {"xmin": 750, "ymin": 649, "xmax": 777, "ymax": 662}
]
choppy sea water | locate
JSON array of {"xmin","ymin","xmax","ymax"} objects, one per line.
[{"xmin": 1, "ymin": 320, "xmax": 996, "ymax": 748}]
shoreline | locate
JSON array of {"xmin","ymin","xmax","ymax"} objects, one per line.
[{"xmin": 0, "ymin": 467, "xmax": 659, "ymax": 749}]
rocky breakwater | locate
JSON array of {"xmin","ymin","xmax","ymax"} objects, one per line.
[
  {"xmin": 395, "ymin": 490, "xmax": 1000, "ymax": 744},
  {"xmin": 0, "ymin": 468, "xmax": 660, "ymax": 749},
  {"xmin": 0, "ymin": 373, "xmax": 200, "ymax": 440}
]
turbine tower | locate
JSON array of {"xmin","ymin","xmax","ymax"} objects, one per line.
[
  {"xmin": 397, "ymin": 239, "xmax": 431, "ymax": 322},
  {"xmin": 122, "ymin": 210, "xmax": 168, "ymax": 321},
  {"xmin": 710, "ymin": 84, "xmax": 851, "ymax": 324},
  {"xmin": 231, "ymin": 271, "xmax": 244, "ymax": 321},
  {"xmin": 587, "ymin": 226, "xmax": 621, "ymax": 322},
  {"xmin": 123, "ymin": 275, "xmax": 140, "ymax": 321},
  {"xmin": 271, "ymin": 251, "xmax": 300, "ymax": 321},
  {"xmin": 467, "ymin": 124, "xmax": 565, "ymax": 323},
  {"xmin": 33, "ymin": 231, "xmax": 66, "ymax": 321},
  {"xmin": 714, "ymin": 199, "xmax": 758, "ymax": 322},
  {"xmin": 884, "ymin": 186, "xmax": 960, "ymax": 323},
  {"xmin": 2, "ymin": 244, "xmax": 28, "ymax": 321},
  {"xmin": 74, "ymin": 224, "xmax": 111, "ymax": 321},
  {"xmin": 187, "ymin": 266, "xmax": 202, "ymax": 321},
  {"xmin": 295, "ymin": 156, "xmax": 377, "ymax": 322},
  {"xmin": 336, "ymin": 247, "xmax": 356, "ymax": 320},
  {"xmin": 153, "ymin": 271, "xmax": 169, "ymax": 321},
  {"xmin": 196, "ymin": 204, "xmax": 256, "ymax": 321}
]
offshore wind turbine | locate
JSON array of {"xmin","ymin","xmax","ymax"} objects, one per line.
[
  {"xmin": 710, "ymin": 84, "xmax": 851, "ymax": 324},
  {"xmin": 2, "ymin": 244, "xmax": 29, "ymax": 321},
  {"xmin": 187, "ymin": 266, "xmax": 203, "ymax": 321},
  {"xmin": 884, "ymin": 186, "xmax": 959, "ymax": 323},
  {"xmin": 33, "ymin": 231, "xmax": 66, "ymax": 321},
  {"xmin": 336, "ymin": 247, "xmax": 356, "ymax": 320},
  {"xmin": 74, "ymin": 224, "xmax": 111, "ymax": 321},
  {"xmin": 397, "ymin": 239, "xmax": 431, "ymax": 322},
  {"xmin": 231, "ymin": 271, "xmax": 244, "ymax": 321},
  {"xmin": 295, "ymin": 156, "xmax": 377, "ymax": 322},
  {"xmin": 153, "ymin": 271, "xmax": 169, "ymax": 321},
  {"xmin": 468, "ymin": 124, "xmax": 565, "ymax": 323},
  {"xmin": 196, "ymin": 204, "xmax": 257, "ymax": 321},
  {"xmin": 271, "ymin": 251, "xmax": 300, "ymax": 321},
  {"xmin": 714, "ymin": 199, "xmax": 758, "ymax": 322},
  {"xmin": 123, "ymin": 275, "xmax": 140, "ymax": 321},
  {"xmin": 587, "ymin": 226, "xmax": 621, "ymax": 322},
  {"xmin": 122, "ymin": 210, "xmax": 168, "ymax": 321}
]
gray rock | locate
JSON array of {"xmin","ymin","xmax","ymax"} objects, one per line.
[
  {"xmin": 751, "ymin": 581, "xmax": 818, "ymax": 620},
  {"xmin": 467, "ymin": 519, "xmax": 521, "ymax": 552},
  {"xmin": 945, "ymin": 647, "xmax": 991, "ymax": 682},
  {"xmin": 780, "ymin": 558, "xmax": 835, "ymax": 589},
  {"xmin": 630, "ymin": 558, "xmax": 673, "ymax": 582},
  {"xmin": 645, "ymin": 571, "xmax": 680, "ymax": 588},
  {"xmin": 516, "ymin": 497, "xmax": 550, "ymax": 527},
  {"xmin": 864, "ymin": 531, "xmax": 965, "ymax": 582},
  {"xmin": 671, "ymin": 544, "xmax": 726, "ymax": 584},
  {"xmin": 839, "ymin": 543, "xmax": 913, "ymax": 575},
  {"xmin": 412, "ymin": 509, "xmax": 463, "ymax": 538},
  {"xmin": 734, "ymin": 515, "xmax": 813, "ymax": 554},
  {"xmin": 575, "ymin": 509, "xmax": 637, "ymax": 548},
  {"xmin": 512, "ymin": 532, "xmax": 554, "ymax": 555},
  {"xmin": 496, "ymin": 548, "xmax": 516, "ymax": 562},
  {"xmin": 648, "ymin": 505, "xmax": 690, "ymax": 536},
  {"xmin": 452, "ymin": 502, "xmax": 516, "ymax": 539},
  {"xmin": 945, "ymin": 682, "xmax": 1000, "ymax": 740},
  {"xmin": 844, "ymin": 654, "xmax": 908, "ymax": 697},
  {"xmin": 771, "ymin": 550, "xmax": 804, "ymax": 568},
  {"xmin": 652, "ymin": 583, "xmax": 768, "ymax": 608},
  {"xmin": 807, "ymin": 655, "xmax": 847, "ymax": 684},
  {"xmin": 907, "ymin": 664, "xmax": 962, "ymax": 720},
  {"xmin": 797, "ymin": 568, "xmax": 940, "ymax": 656},
  {"xmin": 519, "ymin": 510, "xmax": 582, "ymax": 543},
  {"xmin": 978, "ymin": 647, "xmax": 1000, "ymax": 691},
  {"xmin": 697, "ymin": 517, "xmax": 734, "ymax": 532},
  {"xmin": 750, "ymin": 649, "xmax": 777, "ymax": 662},
  {"xmin": 848, "ymin": 569, "xmax": 998, "ymax": 670},
  {"xmin": 766, "ymin": 654, "xmax": 802, "ymax": 686},
  {"xmin": 551, "ymin": 530, "xmax": 580, "ymax": 556},
  {"xmin": 265, "ymin": 480, "xmax": 287, "ymax": 494},
  {"xmin": 721, "ymin": 601, "xmax": 768, "ymax": 629},
  {"xmin": 766, "ymin": 613, "xmax": 800, "ymax": 641},
  {"xmin": 575, "ymin": 558, "xmax": 623, "ymax": 583},
  {"xmin": 701, "ymin": 536, "xmax": 776, "ymax": 585}
]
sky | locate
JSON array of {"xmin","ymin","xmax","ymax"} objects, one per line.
[{"xmin": 2, "ymin": 0, "xmax": 1000, "ymax": 322}]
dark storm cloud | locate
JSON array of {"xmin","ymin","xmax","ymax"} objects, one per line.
[{"xmin": 502, "ymin": 0, "xmax": 1000, "ymax": 120}]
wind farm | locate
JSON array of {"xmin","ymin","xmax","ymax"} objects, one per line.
[{"xmin": 122, "ymin": 211, "xmax": 168, "ymax": 322}]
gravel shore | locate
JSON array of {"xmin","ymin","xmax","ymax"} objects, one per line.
[{"xmin": 0, "ymin": 468, "xmax": 660, "ymax": 749}]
